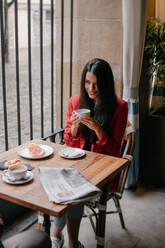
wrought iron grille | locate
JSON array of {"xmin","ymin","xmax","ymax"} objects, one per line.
[{"xmin": 0, "ymin": 0, "xmax": 73, "ymax": 151}]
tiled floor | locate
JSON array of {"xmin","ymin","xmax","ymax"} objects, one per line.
[
  {"xmin": 1, "ymin": 184, "xmax": 165, "ymax": 248},
  {"xmin": 77, "ymin": 184, "xmax": 165, "ymax": 248}
]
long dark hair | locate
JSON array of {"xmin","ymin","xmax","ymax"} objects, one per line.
[{"xmin": 79, "ymin": 58, "xmax": 117, "ymax": 142}]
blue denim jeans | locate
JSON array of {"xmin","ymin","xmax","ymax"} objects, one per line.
[{"xmin": 54, "ymin": 203, "xmax": 84, "ymax": 228}]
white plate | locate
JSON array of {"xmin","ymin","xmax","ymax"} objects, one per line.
[
  {"xmin": 2, "ymin": 171, "xmax": 33, "ymax": 185},
  {"xmin": 17, "ymin": 144, "xmax": 54, "ymax": 160},
  {"xmin": 59, "ymin": 148, "xmax": 85, "ymax": 159}
]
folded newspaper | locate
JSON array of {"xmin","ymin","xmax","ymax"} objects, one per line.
[{"xmin": 39, "ymin": 167, "xmax": 102, "ymax": 204}]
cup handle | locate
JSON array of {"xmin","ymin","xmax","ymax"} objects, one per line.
[
  {"xmin": 4, "ymin": 170, "xmax": 9, "ymax": 177},
  {"xmin": 4, "ymin": 170, "xmax": 11, "ymax": 178},
  {"xmin": 3, "ymin": 170, "xmax": 16, "ymax": 181}
]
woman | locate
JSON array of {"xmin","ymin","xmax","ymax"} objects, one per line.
[{"xmin": 51, "ymin": 58, "xmax": 128, "ymax": 248}]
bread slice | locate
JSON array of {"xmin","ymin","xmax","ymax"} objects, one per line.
[
  {"xmin": 5, "ymin": 159, "xmax": 21, "ymax": 168},
  {"xmin": 28, "ymin": 143, "xmax": 45, "ymax": 158}
]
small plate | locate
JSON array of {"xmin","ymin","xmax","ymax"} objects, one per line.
[
  {"xmin": 59, "ymin": 148, "xmax": 85, "ymax": 159},
  {"xmin": 17, "ymin": 144, "xmax": 54, "ymax": 160},
  {"xmin": 2, "ymin": 171, "xmax": 33, "ymax": 185}
]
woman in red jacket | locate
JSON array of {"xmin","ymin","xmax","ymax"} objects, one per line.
[
  {"xmin": 64, "ymin": 59, "xmax": 128, "ymax": 157},
  {"xmin": 51, "ymin": 58, "xmax": 128, "ymax": 248}
]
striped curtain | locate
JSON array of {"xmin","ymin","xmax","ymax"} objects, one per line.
[{"xmin": 122, "ymin": 0, "xmax": 147, "ymax": 188}]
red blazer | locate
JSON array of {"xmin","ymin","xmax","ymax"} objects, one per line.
[{"xmin": 64, "ymin": 94, "xmax": 128, "ymax": 158}]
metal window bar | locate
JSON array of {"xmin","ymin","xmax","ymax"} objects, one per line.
[
  {"xmin": 27, "ymin": 0, "xmax": 33, "ymax": 140},
  {"xmin": 0, "ymin": 0, "xmax": 74, "ymax": 151},
  {"xmin": 0, "ymin": 0, "xmax": 8, "ymax": 150},
  {"xmin": 40, "ymin": 0, "xmax": 44, "ymax": 138},
  {"xmin": 14, "ymin": 0, "xmax": 21, "ymax": 145},
  {"xmin": 60, "ymin": 0, "xmax": 64, "ymax": 128},
  {"xmin": 51, "ymin": 0, "xmax": 54, "ymax": 134},
  {"xmin": 69, "ymin": 0, "xmax": 73, "ymax": 97}
]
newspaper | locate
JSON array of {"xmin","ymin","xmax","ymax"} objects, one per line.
[{"xmin": 39, "ymin": 167, "xmax": 102, "ymax": 204}]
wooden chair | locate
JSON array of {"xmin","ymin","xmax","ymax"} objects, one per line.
[{"xmin": 83, "ymin": 124, "xmax": 135, "ymax": 237}]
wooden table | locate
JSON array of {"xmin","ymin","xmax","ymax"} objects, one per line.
[{"xmin": 0, "ymin": 139, "xmax": 129, "ymax": 247}]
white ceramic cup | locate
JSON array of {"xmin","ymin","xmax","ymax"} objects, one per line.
[
  {"xmin": 7, "ymin": 164, "xmax": 27, "ymax": 180},
  {"xmin": 74, "ymin": 109, "xmax": 91, "ymax": 118}
]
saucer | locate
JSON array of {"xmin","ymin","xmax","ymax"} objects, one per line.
[
  {"xmin": 58, "ymin": 148, "xmax": 85, "ymax": 159},
  {"xmin": 2, "ymin": 171, "xmax": 33, "ymax": 185},
  {"xmin": 17, "ymin": 144, "xmax": 54, "ymax": 160}
]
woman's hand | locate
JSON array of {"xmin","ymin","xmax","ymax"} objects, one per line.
[
  {"xmin": 80, "ymin": 116, "xmax": 105, "ymax": 140},
  {"xmin": 70, "ymin": 111, "xmax": 80, "ymax": 127},
  {"xmin": 70, "ymin": 111, "xmax": 80, "ymax": 137},
  {"xmin": 80, "ymin": 116, "xmax": 97, "ymax": 131}
]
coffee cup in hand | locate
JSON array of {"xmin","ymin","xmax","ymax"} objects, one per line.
[
  {"xmin": 8, "ymin": 164, "xmax": 27, "ymax": 180},
  {"xmin": 74, "ymin": 109, "xmax": 90, "ymax": 119}
]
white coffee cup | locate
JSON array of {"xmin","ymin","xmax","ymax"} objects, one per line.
[
  {"xmin": 7, "ymin": 164, "xmax": 27, "ymax": 180},
  {"xmin": 74, "ymin": 109, "xmax": 91, "ymax": 118}
]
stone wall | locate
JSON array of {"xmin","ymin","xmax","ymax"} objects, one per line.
[{"xmin": 55, "ymin": 0, "xmax": 123, "ymax": 128}]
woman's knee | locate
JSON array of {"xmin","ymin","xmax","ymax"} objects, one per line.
[{"xmin": 54, "ymin": 213, "xmax": 67, "ymax": 228}]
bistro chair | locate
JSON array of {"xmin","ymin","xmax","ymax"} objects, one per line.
[{"xmin": 83, "ymin": 123, "xmax": 135, "ymax": 242}]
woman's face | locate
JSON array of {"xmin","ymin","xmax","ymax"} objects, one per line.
[{"xmin": 85, "ymin": 72, "xmax": 99, "ymax": 101}]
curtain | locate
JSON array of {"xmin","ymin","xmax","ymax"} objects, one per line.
[{"xmin": 122, "ymin": 0, "xmax": 147, "ymax": 187}]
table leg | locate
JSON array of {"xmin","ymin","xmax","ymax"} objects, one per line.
[
  {"xmin": 38, "ymin": 211, "xmax": 44, "ymax": 231},
  {"xmin": 96, "ymin": 183, "xmax": 109, "ymax": 248},
  {"xmin": 38, "ymin": 212, "xmax": 51, "ymax": 235},
  {"xmin": 43, "ymin": 214, "xmax": 51, "ymax": 235}
]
